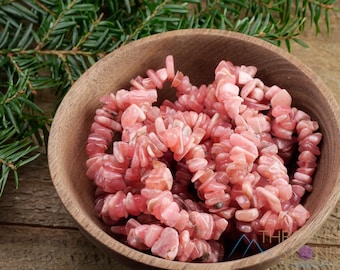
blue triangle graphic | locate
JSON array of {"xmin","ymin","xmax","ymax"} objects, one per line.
[{"xmin": 228, "ymin": 234, "xmax": 264, "ymax": 258}]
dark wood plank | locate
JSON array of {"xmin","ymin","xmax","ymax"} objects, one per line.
[
  {"xmin": 0, "ymin": 225, "xmax": 131, "ymax": 270},
  {"xmin": 308, "ymin": 202, "xmax": 340, "ymax": 245},
  {"xmin": 0, "ymin": 154, "xmax": 76, "ymax": 228},
  {"xmin": 270, "ymin": 244, "xmax": 340, "ymax": 270}
]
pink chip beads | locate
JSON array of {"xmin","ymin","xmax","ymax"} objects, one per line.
[{"xmin": 86, "ymin": 55, "xmax": 322, "ymax": 262}]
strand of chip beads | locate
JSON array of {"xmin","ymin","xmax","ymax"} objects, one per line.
[
  {"xmin": 85, "ymin": 55, "xmax": 322, "ymax": 262},
  {"xmin": 111, "ymin": 218, "xmax": 224, "ymax": 262}
]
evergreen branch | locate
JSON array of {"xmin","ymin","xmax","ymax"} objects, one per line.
[
  {"xmin": 0, "ymin": 136, "xmax": 40, "ymax": 195},
  {"xmin": 33, "ymin": 0, "xmax": 55, "ymax": 16},
  {"xmin": 0, "ymin": 69, "xmax": 49, "ymax": 195},
  {"xmin": 121, "ymin": 0, "xmax": 171, "ymax": 45},
  {"xmin": 35, "ymin": 0, "xmax": 78, "ymax": 50},
  {"xmin": 1, "ymin": 90, "xmax": 25, "ymax": 104},
  {"xmin": 74, "ymin": 12, "xmax": 105, "ymax": 50},
  {"xmin": 0, "ymin": 157, "xmax": 17, "ymax": 171},
  {"xmin": 60, "ymin": 55, "xmax": 75, "ymax": 85},
  {"xmin": 2, "ymin": 48, "xmax": 95, "ymax": 57},
  {"xmin": 0, "ymin": 0, "xmax": 15, "ymax": 6},
  {"xmin": 309, "ymin": 0, "xmax": 335, "ymax": 9},
  {"xmin": 7, "ymin": 53, "xmax": 36, "ymax": 94}
]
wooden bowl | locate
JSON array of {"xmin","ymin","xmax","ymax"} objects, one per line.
[{"xmin": 48, "ymin": 29, "xmax": 340, "ymax": 269}]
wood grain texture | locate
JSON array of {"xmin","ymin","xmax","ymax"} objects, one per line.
[
  {"xmin": 308, "ymin": 203, "xmax": 340, "ymax": 246},
  {"xmin": 270, "ymin": 245, "xmax": 340, "ymax": 270},
  {"xmin": 0, "ymin": 155, "xmax": 75, "ymax": 228},
  {"xmin": 1, "ymin": 4, "xmax": 340, "ymax": 270},
  {"xmin": 0, "ymin": 225, "xmax": 131, "ymax": 270}
]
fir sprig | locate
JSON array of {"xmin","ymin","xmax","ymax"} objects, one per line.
[
  {"xmin": 0, "ymin": 0, "xmax": 338, "ymax": 196},
  {"xmin": 0, "ymin": 71, "xmax": 49, "ymax": 196}
]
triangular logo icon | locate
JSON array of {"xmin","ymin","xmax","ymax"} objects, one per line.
[{"xmin": 228, "ymin": 234, "xmax": 264, "ymax": 258}]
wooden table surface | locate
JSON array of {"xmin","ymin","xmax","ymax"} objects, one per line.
[{"xmin": 1, "ymin": 8, "xmax": 340, "ymax": 270}]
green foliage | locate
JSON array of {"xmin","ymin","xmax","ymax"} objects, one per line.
[
  {"xmin": 0, "ymin": 0, "xmax": 338, "ymax": 196},
  {"xmin": 0, "ymin": 71, "xmax": 48, "ymax": 196}
]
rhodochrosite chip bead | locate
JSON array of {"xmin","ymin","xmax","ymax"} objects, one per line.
[{"xmin": 86, "ymin": 55, "xmax": 322, "ymax": 262}]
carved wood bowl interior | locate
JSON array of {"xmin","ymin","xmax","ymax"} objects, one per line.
[{"xmin": 48, "ymin": 29, "xmax": 340, "ymax": 270}]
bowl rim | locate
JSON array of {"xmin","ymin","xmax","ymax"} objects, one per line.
[{"xmin": 48, "ymin": 28, "xmax": 340, "ymax": 269}]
